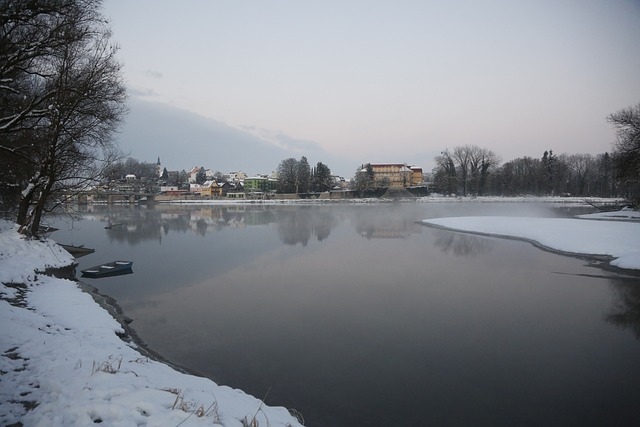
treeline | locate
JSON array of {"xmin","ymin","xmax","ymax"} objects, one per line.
[
  {"xmin": 433, "ymin": 149, "xmax": 617, "ymax": 197},
  {"xmin": 431, "ymin": 102, "xmax": 640, "ymax": 202},
  {"xmin": 104, "ymin": 158, "xmax": 159, "ymax": 182},
  {"xmin": 276, "ymin": 156, "xmax": 333, "ymax": 193}
]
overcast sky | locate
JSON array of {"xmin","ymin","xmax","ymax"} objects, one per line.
[{"xmin": 103, "ymin": 0, "xmax": 640, "ymax": 176}]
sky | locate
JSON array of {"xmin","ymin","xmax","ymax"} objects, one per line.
[{"xmin": 103, "ymin": 0, "xmax": 640, "ymax": 177}]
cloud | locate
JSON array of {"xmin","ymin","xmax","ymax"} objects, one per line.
[
  {"xmin": 239, "ymin": 126, "xmax": 323, "ymax": 153},
  {"xmin": 114, "ymin": 99, "xmax": 354, "ymax": 176}
]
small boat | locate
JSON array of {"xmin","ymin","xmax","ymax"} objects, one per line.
[
  {"xmin": 59, "ymin": 243, "xmax": 95, "ymax": 258},
  {"xmin": 104, "ymin": 223, "xmax": 123, "ymax": 229},
  {"xmin": 38, "ymin": 225, "xmax": 59, "ymax": 235},
  {"xmin": 81, "ymin": 260, "xmax": 133, "ymax": 278}
]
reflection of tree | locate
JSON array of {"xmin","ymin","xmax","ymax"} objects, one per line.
[
  {"xmin": 606, "ymin": 281, "xmax": 640, "ymax": 340},
  {"xmin": 79, "ymin": 205, "xmax": 272, "ymax": 244},
  {"xmin": 275, "ymin": 207, "xmax": 336, "ymax": 246},
  {"xmin": 195, "ymin": 219, "xmax": 208, "ymax": 236},
  {"xmin": 353, "ymin": 208, "xmax": 422, "ymax": 240},
  {"xmin": 432, "ymin": 230, "xmax": 493, "ymax": 257},
  {"xmin": 314, "ymin": 211, "xmax": 333, "ymax": 241},
  {"xmin": 80, "ymin": 205, "xmax": 338, "ymax": 246}
]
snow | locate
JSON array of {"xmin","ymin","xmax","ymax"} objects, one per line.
[
  {"xmin": 0, "ymin": 221, "xmax": 303, "ymax": 427},
  {"xmin": 422, "ymin": 210, "xmax": 640, "ymax": 270},
  {"xmin": 1, "ymin": 206, "xmax": 638, "ymax": 426}
]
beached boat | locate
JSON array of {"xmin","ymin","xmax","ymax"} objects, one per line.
[
  {"xmin": 38, "ymin": 225, "xmax": 59, "ymax": 235},
  {"xmin": 81, "ymin": 260, "xmax": 133, "ymax": 278},
  {"xmin": 59, "ymin": 244, "xmax": 95, "ymax": 258}
]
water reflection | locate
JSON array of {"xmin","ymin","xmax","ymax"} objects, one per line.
[
  {"xmin": 81, "ymin": 204, "xmax": 276, "ymax": 243},
  {"xmin": 607, "ymin": 280, "xmax": 640, "ymax": 339},
  {"xmin": 275, "ymin": 207, "xmax": 335, "ymax": 246},
  {"xmin": 52, "ymin": 203, "xmax": 640, "ymax": 427},
  {"xmin": 352, "ymin": 206, "xmax": 423, "ymax": 239},
  {"xmin": 78, "ymin": 204, "xmax": 430, "ymax": 246},
  {"xmin": 432, "ymin": 229, "xmax": 494, "ymax": 257}
]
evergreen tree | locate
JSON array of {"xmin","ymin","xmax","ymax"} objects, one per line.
[
  {"xmin": 196, "ymin": 167, "xmax": 206, "ymax": 184},
  {"xmin": 541, "ymin": 150, "xmax": 556, "ymax": 195},
  {"xmin": 312, "ymin": 162, "xmax": 333, "ymax": 192},
  {"xmin": 296, "ymin": 156, "xmax": 311, "ymax": 193}
]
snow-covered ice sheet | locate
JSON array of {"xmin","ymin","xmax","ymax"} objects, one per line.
[{"xmin": 422, "ymin": 213, "xmax": 640, "ymax": 270}]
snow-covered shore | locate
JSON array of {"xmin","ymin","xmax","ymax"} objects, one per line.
[
  {"xmin": 422, "ymin": 209, "xmax": 640, "ymax": 270},
  {"xmin": 1, "ymin": 204, "xmax": 638, "ymax": 426},
  {"xmin": 0, "ymin": 221, "xmax": 303, "ymax": 427}
]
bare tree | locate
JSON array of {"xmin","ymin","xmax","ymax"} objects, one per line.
[
  {"xmin": 445, "ymin": 145, "xmax": 500, "ymax": 196},
  {"xmin": 468, "ymin": 146, "xmax": 500, "ymax": 196},
  {"xmin": 1, "ymin": 0, "xmax": 97, "ymax": 134},
  {"xmin": 594, "ymin": 152, "xmax": 615, "ymax": 197},
  {"xmin": 608, "ymin": 102, "xmax": 640, "ymax": 203},
  {"xmin": 351, "ymin": 163, "xmax": 375, "ymax": 194},
  {"xmin": 452, "ymin": 145, "xmax": 473, "ymax": 196},
  {"xmin": 277, "ymin": 157, "xmax": 298, "ymax": 193},
  {"xmin": 565, "ymin": 154, "xmax": 596, "ymax": 196},
  {"xmin": 1, "ymin": 0, "xmax": 127, "ymax": 235},
  {"xmin": 432, "ymin": 150, "xmax": 456, "ymax": 195}
]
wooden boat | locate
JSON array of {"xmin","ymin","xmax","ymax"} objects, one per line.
[
  {"xmin": 38, "ymin": 225, "xmax": 59, "ymax": 235},
  {"xmin": 81, "ymin": 260, "xmax": 133, "ymax": 278},
  {"xmin": 59, "ymin": 243, "xmax": 95, "ymax": 258}
]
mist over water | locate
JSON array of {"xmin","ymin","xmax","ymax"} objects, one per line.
[{"xmin": 53, "ymin": 202, "xmax": 640, "ymax": 426}]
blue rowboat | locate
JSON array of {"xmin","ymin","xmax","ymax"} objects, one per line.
[{"xmin": 81, "ymin": 261, "xmax": 133, "ymax": 278}]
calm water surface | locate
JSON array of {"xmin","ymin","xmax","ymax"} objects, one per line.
[{"xmin": 52, "ymin": 202, "xmax": 640, "ymax": 426}]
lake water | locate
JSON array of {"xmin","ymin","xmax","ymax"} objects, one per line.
[{"xmin": 52, "ymin": 202, "xmax": 640, "ymax": 426}]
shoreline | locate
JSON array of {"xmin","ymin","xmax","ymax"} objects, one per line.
[
  {"xmin": 0, "ymin": 222, "xmax": 304, "ymax": 426},
  {"xmin": 75, "ymin": 278, "xmax": 205, "ymax": 379},
  {"xmin": 41, "ymin": 242, "xmax": 209, "ymax": 380}
]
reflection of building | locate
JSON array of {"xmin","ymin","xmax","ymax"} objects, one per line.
[
  {"xmin": 357, "ymin": 221, "xmax": 423, "ymax": 239},
  {"xmin": 365, "ymin": 163, "xmax": 422, "ymax": 188}
]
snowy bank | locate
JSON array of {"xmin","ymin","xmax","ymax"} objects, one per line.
[
  {"xmin": 422, "ymin": 211, "xmax": 640, "ymax": 270},
  {"xmin": 0, "ymin": 222, "xmax": 303, "ymax": 427}
]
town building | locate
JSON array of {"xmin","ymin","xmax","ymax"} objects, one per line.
[
  {"xmin": 244, "ymin": 175, "xmax": 278, "ymax": 193},
  {"xmin": 410, "ymin": 167, "xmax": 424, "ymax": 186},
  {"xmin": 189, "ymin": 180, "xmax": 222, "ymax": 197},
  {"xmin": 358, "ymin": 163, "xmax": 425, "ymax": 188},
  {"xmin": 223, "ymin": 171, "xmax": 247, "ymax": 184},
  {"xmin": 188, "ymin": 166, "xmax": 203, "ymax": 184}
]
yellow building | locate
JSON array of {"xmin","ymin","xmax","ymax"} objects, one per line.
[
  {"xmin": 366, "ymin": 163, "xmax": 419, "ymax": 188},
  {"xmin": 410, "ymin": 167, "xmax": 423, "ymax": 186},
  {"xmin": 190, "ymin": 181, "xmax": 221, "ymax": 197}
]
